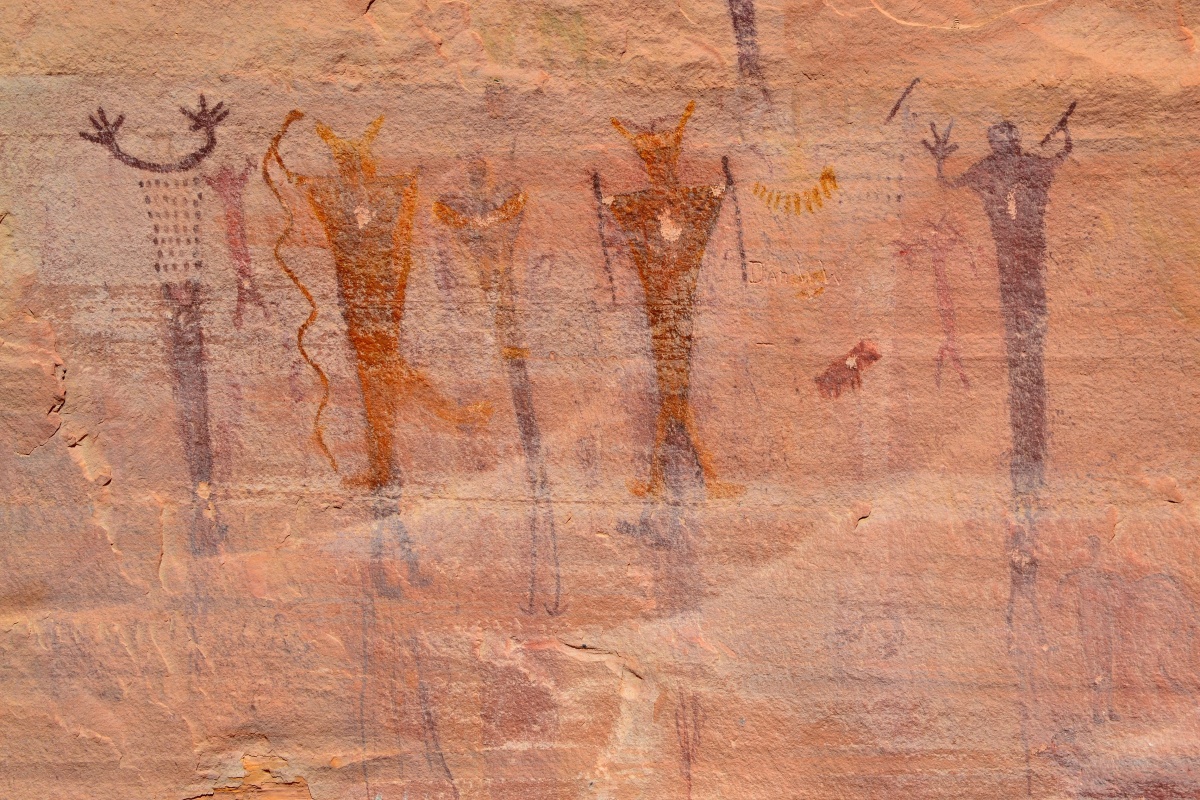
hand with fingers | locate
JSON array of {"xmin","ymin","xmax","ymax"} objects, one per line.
[
  {"xmin": 181, "ymin": 95, "xmax": 229, "ymax": 133},
  {"xmin": 80, "ymin": 94, "xmax": 230, "ymax": 173},
  {"xmin": 923, "ymin": 121, "xmax": 958, "ymax": 181},
  {"xmin": 80, "ymin": 107, "xmax": 126, "ymax": 149}
]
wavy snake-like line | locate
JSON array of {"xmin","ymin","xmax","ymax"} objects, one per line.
[{"xmin": 262, "ymin": 109, "xmax": 338, "ymax": 472}]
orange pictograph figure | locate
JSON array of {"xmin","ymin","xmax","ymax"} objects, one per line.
[
  {"xmin": 264, "ymin": 112, "xmax": 474, "ymax": 800},
  {"xmin": 433, "ymin": 160, "xmax": 562, "ymax": 615},
  {"xmin": 263, "ymin": 111, "xmax": 490, "ymax": 491},
  {"xmin": 596, "ymin": 102, "xmax": 743, "ymax": 500}
]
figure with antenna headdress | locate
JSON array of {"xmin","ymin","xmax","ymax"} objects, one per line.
[
  {"xmin": 263, "ymin": 111, "xmax": 491, "ymax": 495},
  {"xmin": 79, "ymin": 95, "xmax": 230, "ymax": 556},
  {"xmin": 595, "ymin": 101, "xmax": 745, "ymax": 500}
]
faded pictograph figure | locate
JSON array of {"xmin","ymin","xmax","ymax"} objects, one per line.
[
  {"xmin": 205, "ymin": 161, "xmax": 271, "ymax": 328},
  {"xmin": 1044, "ymin": 535, "xmax": 1200, "ymax": 800},
  {"xmin": 1057, "ymin": 536, "xmax": 1122, "ymax": 724},
  {"xmin": 1055, "ymin": 536, "xmax": 1200, "ymax": 726},
  {"xmin": 1004, "ymin": 511, "xmax": 1051, "ymax": 797},
  {"xmin": 80, "ymin": 96, "xmax": 230, "ymax": 555},
  {"xmin": 432, "ymin": 159, "xmax": 563, "ymax": 615},
  {"xmin": 894, "ymin": 214, "xmax": 978, "ymax": 390},
  {"xmin": 615, "ymin": 502, "xmax": 706, "ymax": 615},
  {"xmin": 595, "ymin": 101, "xmax": 744, "ymax": 500},
  {"xmin": 355, "ymin": 622, "xmax": 462, "ymax": 800}
]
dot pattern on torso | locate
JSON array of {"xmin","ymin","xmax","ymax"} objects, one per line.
[{"xmin": 140, "ymin": 176, "xmax": 203, "ymax": 274}]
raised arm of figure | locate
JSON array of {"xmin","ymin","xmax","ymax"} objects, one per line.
[
  {"xmin": 490, "ymin": 191, "xmax": 527, "ymax": 226},
  {"xmin": 923, "ymin": 120, "xmax": 967, "ymax": 188},
  {"xmin": 1052, "ymin": 117, "xmax": 1073, "ymax": 163},
  {"xmin": 432, "ymin": 200, "xmax": 471, "ymax": 229},
  {"xmin": 1041, "ymin": 101, "xmax": 1076, "ymax": 163},
  {"xmin": 81, "ymin": 96, "xmax": 229, "ymax": 173}
]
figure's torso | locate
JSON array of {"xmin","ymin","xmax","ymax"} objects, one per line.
[
  {"xmin": 435, "ymin": 190, "xmax": 526, "ymax": 291},
  {"xmin": 304, "ymin": 174, "xmax": 418, "ymax": 326},
  {"xmin": 303, "ymin": 174, "xmax": 419, "ymax": 367},
  {"xmin": 965, "ymin": 154, "xmax": 1057, "ymax": 244},
  {"xmin": 608, "ymin": 185, "xmax": 725, "ymax": 303},
  {"xmin": 964, "ymin": 155, "xmax": 1058, "ymax": 312}
]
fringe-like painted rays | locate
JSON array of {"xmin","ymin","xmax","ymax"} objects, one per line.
[{"xmin": 751, "ymin": 167, "xmax": 838, "ymax": 216}]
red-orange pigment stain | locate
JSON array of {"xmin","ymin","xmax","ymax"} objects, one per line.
[{"xmin": 815, "ymin": 340, "xmax": 881, "ymax": 399}]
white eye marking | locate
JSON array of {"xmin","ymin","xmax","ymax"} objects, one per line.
[
  {"xmin": 355, "ymin": 205, "xmax": 373, "ymax": 229},
  {"xmin": 658, "ymin": 209, "xmax": 683, "ymax": 243}
]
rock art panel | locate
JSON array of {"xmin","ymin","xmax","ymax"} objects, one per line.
[{"xmin": 2, "ymin": 4, "xmax": 1199, "ymax": 800}]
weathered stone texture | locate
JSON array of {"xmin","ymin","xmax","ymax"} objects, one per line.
[{"xmin": 2, "ymin": 0, "xmax": 1200, "ymax": 798}]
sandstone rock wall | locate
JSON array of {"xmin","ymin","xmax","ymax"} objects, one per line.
[{"xmin": 2, "ymin": 1, "xmax": 1200, "ymax": 797}]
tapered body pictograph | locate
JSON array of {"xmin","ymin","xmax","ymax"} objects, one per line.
[
  {"xmin": 80, "ymin": 96, "xmax": 229, "ymax": 555},
  {"xmin": 264, "ymin": 111, "xmax": 480, "ymax": 800},
  {"xmin": 596, "ymin": 102, "xmax": 744, "ymax": 500},
  {"xmin": 925, "ymin": 104, "xmax": 1074, "ymax": 796},
  {"xmin": 264, "ymin": 111, "xmax": 490, "ymax": 492},
  {"xmin": 433, "ymin": 159, "xmax": 563, "ymax": 615}
]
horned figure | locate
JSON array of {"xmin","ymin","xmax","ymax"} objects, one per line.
[
  {"xmin": 263, "ymin": 111, "xmax": 490, "ymax": 494},
  {"xmin": 79, "ymin": 95, "xmax": 230, "ymax": 555},
  {"xmin": 433, "ymin": 159, "xmax": 563, "ymax": 615},
  {"xmin": 596, "ymin": 101, "xmax": 744, "ymax": 500},
  {"xmin": 263, "ymin": 113, "xmax": 473, "ymax": 800}
]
